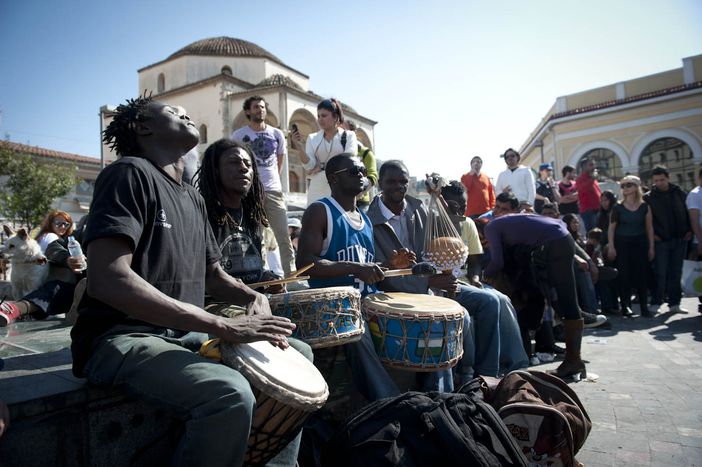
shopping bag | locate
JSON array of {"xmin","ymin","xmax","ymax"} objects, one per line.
[{"xmin": 681, "ymin": 260, "xmax": 702, "ymax": 296}]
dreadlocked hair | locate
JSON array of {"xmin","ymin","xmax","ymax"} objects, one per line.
[
  {"xmin": 102, "ymin": 92, "xmax": 153, "ymax": 157},
  {"xmin": 194, "ymin": 138, "xmax": 269, "ymax": 231}
]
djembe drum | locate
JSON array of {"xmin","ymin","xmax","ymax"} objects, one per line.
[
  {"xmin": 362, "ymin": 292, "xmax": 465, "ymax": 371},
  {"xmin": 268, "ymin": 286, "xmax": 364, "ymax": 348},
  {"xmin": 220, "ymin": 340, "xmax": 329, "ymax": 466}
]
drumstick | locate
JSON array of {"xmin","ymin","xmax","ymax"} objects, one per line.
[
  {"xmin": 247, "ymin": 276, "xmax": 310, "ymax": 289},
  {"xmin": 288, "ymin": 263, "xmax": 314, "ymax": 278},
  {"xmin": 383, "ymin": 262, "xmax": 437, "ymax": 278}
]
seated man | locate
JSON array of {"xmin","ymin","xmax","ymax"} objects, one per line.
[
  {"xmin": 71, "ymin": 96, "xmax": 297, "ymax": 466},
  {"xmin": 297, "ymin": 153, "xmax": 414, "ymax": 401},
  {"xmin": 367, "ymin": 161, "xmax": 524, "ymax": 382},
  {"xmin": 196, "ymin": 138, "xmax": 312, "ymax": 465}
]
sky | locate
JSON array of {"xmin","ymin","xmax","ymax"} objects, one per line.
[{"xmin": 1, "ymin": 0, "xmax": 701, "ymax": 179}]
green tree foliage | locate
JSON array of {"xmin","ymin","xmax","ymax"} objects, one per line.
[{"xmin": 0, "ymin": 147, "xmax": 77, "ymax": 230}]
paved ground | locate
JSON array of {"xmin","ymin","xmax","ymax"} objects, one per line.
[
  {"xmin": 538, "ymin": 297, "xmax": 702, "ymax": 467},
  {"xmin": 1, "ymin": 289, "xmax": 701, "ymax": 466}
]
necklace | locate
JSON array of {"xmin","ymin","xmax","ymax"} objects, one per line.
[{"xmin": 226, "ymin": 207, "xmax": 244, "ymax": 232}]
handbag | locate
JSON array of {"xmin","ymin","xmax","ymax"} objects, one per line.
[{"xmin": 681, "ymin": 259, "xmax": 702, "ymax": 296}]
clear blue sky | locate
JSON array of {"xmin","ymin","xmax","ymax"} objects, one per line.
[{"xmin": 1, "ymin": 0, "xmax": 701, "ymax": 179}]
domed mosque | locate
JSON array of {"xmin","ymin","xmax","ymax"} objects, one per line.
[{"xmin": 102, "ymin": 37, "xmax": 376, "ymax": 196}]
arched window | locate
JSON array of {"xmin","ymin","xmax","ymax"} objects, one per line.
[
  {"xmin": 639, "ymin": 137, "xmax": 694, "ymax": 190},
  {"xmin": 289, "ymin": 171, "xmax": 300, "ymax": 193},
  {"xmin": 577, "ymin": 148, "xmax": 623, "ymax": 181},
  {"xmin": 199, "ymin": 124, "xmax": 208, "ymax": 144},
  {"xmin": 221, "ymin": 65, "xmax": 232, "ymax": 76},
  {"xmin": 157, "ymin": 73, "xmax": 165, "ymax": 93}
]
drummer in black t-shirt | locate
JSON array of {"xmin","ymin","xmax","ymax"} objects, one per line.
[{"xmin": 70, "ymin": 95, "xmax": 296, "ymax": 466}]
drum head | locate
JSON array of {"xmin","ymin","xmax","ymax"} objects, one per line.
[
  {"xmin": 221, "ymin": 340, "xmax": 329, "ymax": 411},
  {"xmin": 363, "ymin": 292, "xmax": 464, "ymax": 316}
]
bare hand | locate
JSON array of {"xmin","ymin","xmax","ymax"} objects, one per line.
[
  {"xmin": 387, "ymin": 248, "xmax": 417, "ymax": 269},
  {"xmin": 67, "ymin": 256, "xmax": 85, "ymax": 272},
  {"xmin": 220, "ymin": 314, "xmax": 296, "ymax": 349},
  {"xmin": 291, "ymin": 129, "xmax": 303, "ymax": 150},
  {"xmin": 574, "ymin": 255, "xmax": 589, "ymax": 271},
  {"xmin": 608, "ymin": 247, "xmax": 617, "ymax": 261},
  {"xmin": 468, "ymin": 276, "xmax": 483, "ymax": 288},
  {"xmin": 357, "ymin": 263, "xmax": 386, "ymax": 284},
  {"xmin": 308, "ymin": 165, "xmax": 322, "ymax": 175},
  {"xmin": 429, "ymin": 271, "xmax": 458, "ymax": 294}
]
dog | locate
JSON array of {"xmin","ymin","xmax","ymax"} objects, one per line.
[{"xmin": 1, "ymin": 225, "xmax": 48, "ymax": 299}]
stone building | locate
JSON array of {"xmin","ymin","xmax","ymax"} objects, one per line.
[
  {"xmin": 101, "ymin": 37, "xmax": 377, "ymax": 203},
  {"xmin": 519, "ymin": 54, "xmax": 702, "ymax": 191}
]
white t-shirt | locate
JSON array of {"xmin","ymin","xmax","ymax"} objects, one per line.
[
  {"xmin": 495, "ymin": 165, "xmax": 536, "ymax": 205},
  {"xmin": 686, "ymin": 186, "xmax": 702, "ymax": 240},
  {"xmin": 230, "ymin": 125, "xmax": 286, "ymax": 192},
  {"xmin": 38, "ymin": 232, "xmax": 59, "ymax": 253},
  {"xmin": 303, "ymin": 128, "xmax": 358, "ymax": 206}
]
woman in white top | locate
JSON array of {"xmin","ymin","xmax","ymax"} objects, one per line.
[
  {"xmin": 35, "ymin": 210, "xmax": 74, "ymax": 253},
  {"xmin": 293, "ymin": 98, "xmax": 357, "ymax": 206}
]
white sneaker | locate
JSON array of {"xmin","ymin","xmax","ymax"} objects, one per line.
[
  {"xmin": 536, "ymin": 352, "xmax": 555, "ymax": 363},
  {"xmin": 529, "ymin": 356, "xmax": 540, "ymax": 366},
  {"xmin": 669, "ymin": 304, "xmax": 688, "ymax": 313}
]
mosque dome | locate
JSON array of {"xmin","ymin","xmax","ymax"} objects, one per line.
[
  {"xmin": 169, "ymin": 37, "xmax": 285, "ymax": 65},
  {"xmin": 257, "ymin": 74, "xmax": 303, "ymax": 90}
]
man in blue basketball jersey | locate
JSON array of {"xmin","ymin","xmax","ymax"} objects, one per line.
[{"xmin": 298, "ymin": 153, "xmax": 414, "ymax": 401}]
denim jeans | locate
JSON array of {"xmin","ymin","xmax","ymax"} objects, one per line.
[
  {"xmin": 484, "ymin": 286, "xmax": 530, "ymax": 373},
  {"xmin": 653, "ymin": 239, "xmax": 686, "ymax": 306},
  {"xmin": 574, "ymin": 267, "xmax": 598, "ymax": 313},
  {"xmin": 344, "ymin": 322, "xmax": 401, "ymax": 401},
  {"xmin": 581, "ymin": 210, "xmax": 598, "ymax": 233},
  {"xmin": 83, "ymin": 327, "xmax": 311, "ymax": 467},
  {"xmin": 455, "ymin": 284, "xmax": 502, "ymax": 377}
]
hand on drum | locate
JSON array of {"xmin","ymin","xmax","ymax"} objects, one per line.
[
  {"xmin": 387, "ymin": 248, "xmax": 417, "ymax": 269},
  {"xmin": 356, "ymin": 263, "xmax": 386, "ymax": 284},
  {"xmin": 220, "ymin": 315, "xmax": 296, "ymax": 349},
  {"xmin": 428, "ymin": 271, "xmax": 458, "ymax": 294},
  {"xmin": 246, "ymin": 293, "xmax": 275, "ymax": 316}
]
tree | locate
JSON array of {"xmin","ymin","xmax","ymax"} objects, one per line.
[{"xmin": 0, "ymin": 147, "xmax": 77, "ymax": 231}]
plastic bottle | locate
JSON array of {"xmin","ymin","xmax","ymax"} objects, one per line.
[{"xmin": 67, "ymin": 236, "xmax": 87, "ymax": 271}]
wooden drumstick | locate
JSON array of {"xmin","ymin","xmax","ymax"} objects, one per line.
[
  {"xmin": 247, "ymin": 276, "xmax": 310, "ymax": 289},
  {"xmin": 383, "ymin": 262, "xmax": 437, "ymax": 278}
]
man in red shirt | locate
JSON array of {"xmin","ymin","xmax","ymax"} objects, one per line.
[
  {"xmin": 461, "ymin": 156, "xmax": 495, "ymax": 218},
  {"xmin": 577, "ymin": 158, "xmax": 602, "ymax": 232}
]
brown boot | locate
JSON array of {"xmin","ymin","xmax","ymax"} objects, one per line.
[{"xmin": 549, "ymin": 318, "xmax": 586, "ymax": 380}]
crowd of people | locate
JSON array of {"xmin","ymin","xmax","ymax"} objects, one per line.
[{"xmin": 0, "ymin": 93, "xmax": 697, "ymax": 466}]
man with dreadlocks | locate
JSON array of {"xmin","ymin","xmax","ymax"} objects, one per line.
[{"xmin": 71, "ymin": 95, "xmax": 297, "ymax": 466}]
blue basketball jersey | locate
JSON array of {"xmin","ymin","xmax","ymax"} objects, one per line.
[{"xmin": 308, "ymin": 197, "xmax": 378, "ymax": 296}]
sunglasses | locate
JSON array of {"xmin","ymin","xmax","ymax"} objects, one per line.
[
  {"xmin": 620, "ymin": 182, "xmax": 636, "ymax": 188},
  {"xmin": 53, "ymin": 221, "xmax": 70, "ymax": 228},
  {"xmin": 334, "ymin": 166, "xmax": 367, "ymax": 177}
]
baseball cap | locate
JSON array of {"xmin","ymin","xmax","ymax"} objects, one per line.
[{"xmin": 539, "ymin": 163, "xmax": 553, "ymax": 171}]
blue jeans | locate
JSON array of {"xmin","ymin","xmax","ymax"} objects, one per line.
[
  {"xmin": 84, "ymin": 327, "xmax": 310, "ymax": 467},
  {"xmin": 653, "ymin": 239, "xmax": 686, "ymax": 306},
  {"xmin": 455, "ymin": 284, "xmax": 502, "ymax": 377},
  {"xmin": 344, "ymin": 322, "xmax": 401, "ymax": 401},
  {"xmin": 484, "ymin": 286, "xmax": 530, "ymax": 373},
  {"xmin": 574, "ymin": 266, "xmax": 598, "ymax": 313}
]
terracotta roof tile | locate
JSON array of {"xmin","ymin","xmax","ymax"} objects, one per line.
[{"xmin": 0, "ymin": 140, "xmax": 100, "ymax": 166}]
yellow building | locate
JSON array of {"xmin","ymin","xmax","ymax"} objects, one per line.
[{"xmin": 520, "ymin": 54, "xmax": 702, "ymax": 191}]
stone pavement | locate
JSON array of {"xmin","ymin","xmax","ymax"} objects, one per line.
[
  {"xmin": 1, "ymin": 293, "xmax": 701, "ymax": 465},
  {"xmin": 538, "ymin": 297, "xmax": 702, "ymax": 467}
]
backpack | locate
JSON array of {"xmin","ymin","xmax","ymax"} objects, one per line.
[
  {"xmin": 477, "ymin": 370, "xmax": 592, "ymax": 467},
  {"xmin": 322, "ymin": 383, "xmax": 528, "ymax": 467}
]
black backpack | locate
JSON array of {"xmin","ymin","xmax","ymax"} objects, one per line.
[{"xmin": 322, "ymin": 382, "xmax": 528, "ymax": 467}]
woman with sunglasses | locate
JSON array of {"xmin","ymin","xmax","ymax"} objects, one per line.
[
  {"xmin": 35, "ymin": 210, "xmax": 74, "ymax": 253},
  {"xmin": 607, "ymin": 176, "xmax": 655, "ymax": 317},
  {"xmin": 0, "ymin": 210, "xmax": 86, "ymax": 326},
  {"xmin": 291, "ymin": 98, "xmax": 358, "ymax": 206}
]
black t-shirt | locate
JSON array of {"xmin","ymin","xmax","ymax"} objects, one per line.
[
  {"xmin": 211, "ymin": 209, "xmax": 264, "ymax": 284},
  {"xmin": 535, "ymin": 179, "xmax": 557, "ymax": 213},
  {"xmin": 71, "ymin": 156, "xmax": 221, "ymax": 376},
  {"xmin": 558, "ymin": 180, "xmax": 579, "ymax": 215}
]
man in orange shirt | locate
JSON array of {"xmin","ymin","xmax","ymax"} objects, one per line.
[{"xmin": 461, "ymin": 156, "xmax": 495, "ymax": 218}]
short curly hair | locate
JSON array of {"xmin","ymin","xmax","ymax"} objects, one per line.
[{"xmin": 102, "ymin": 93, "xmax": 153, "ymax": 157}]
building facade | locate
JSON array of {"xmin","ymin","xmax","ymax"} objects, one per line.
[
  {"xmin": 519, "ymin": 54, "xmax": 702, "ymax": 191},
  {"xmin": 101, "ymin": 37, "xmax": 377, "ymax": 203}
]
